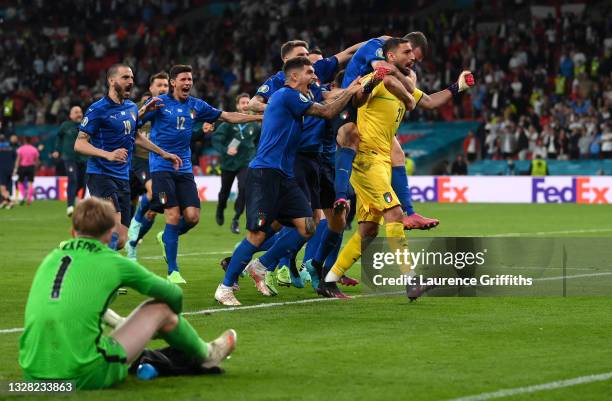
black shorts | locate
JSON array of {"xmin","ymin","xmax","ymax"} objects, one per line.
[
  {"xmin": 331, "ymin": 102, "xmax": 357, "ymax": 135},
  {"xmin": 294, "ymin": 152, "xmax": 321, "ymax": 211},
  {"xmin": 245, "ymin": 168, "xmax": 313, "ymax": 232},
  {"xmin": 17, "ymin": 166, "xmax": 35, "ymax": 183},
  {"xmin": 319, "ymin": 160, "xmax": 335, "ymax": 209},
  {"xmin": 0, "ymin": 170, "xmax": 11, "ymax": 188},
  {"xmin": 130, "ymin": 157, "xmax": 151, "ymax": 199},
  {"xmin": 87, "ymin": 174, "xmax": 131, "ymax": 227},
  {"xmin": 150, "ymin": 171, "xmax": 200, "ymax": 213}
]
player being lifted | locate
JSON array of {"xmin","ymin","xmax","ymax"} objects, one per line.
[
  {"xmin": 126, "ymin": 72, "xmax": 170, "ymax": 260},
  {"xmin": 215, "ymin": 57, "xmax": 363, "ymax": 305},
  {"xmin": 141, "ymin": 64, "xmax": 262, "ymax": 284},
  {"xmin": 75, "ymin": 64, "xmax": 182, "ymax": 251},
  {"xmin": 306, "ymin": 32, "xmax": 475, "ymax": 291},
  {"xmin": 320, "ymin": 38, "xmax": 475, "ymax": 298},
  {"xmin": 19, "ymin": 197, "xmax": 237, "ymax": 389}
]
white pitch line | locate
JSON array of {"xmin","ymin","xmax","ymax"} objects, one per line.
[
  {"xmin": 441, "ymin": 371, "xmax": 612, "ymax": 401},
  {"xmin": 489, "ymin": 228, "xmax": 612, "ymax": 237},
  {"xmin": 139, "ymin": 250, "xmax": 232, "ymax": 260},
  {"xmin": 535, "ymin": 271, "xmax": 612, "ymax": 281},
  {"xmin": 0, "ymin": 292, "xmax": 401, "ymax": 334}
]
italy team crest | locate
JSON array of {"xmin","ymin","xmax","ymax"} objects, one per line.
[
  {"xmin": 383, "ymin": 192, "xmax": 393, "ymax": 203},
  {"xmin": 190, "ymin": 109, "xmax": 196, "ymax": 119}
]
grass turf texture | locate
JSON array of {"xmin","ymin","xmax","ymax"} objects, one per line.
[{"xmin": 0, "ymin": 201, "xmax": 611, "ymax": 401}]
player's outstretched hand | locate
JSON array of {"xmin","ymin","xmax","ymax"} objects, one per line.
[
  {"xmin": 107, "ymin": 148, "xmax": 128, "ymax": 163},
  {"xmin": 457, "ymin": 71, "xmax": 475, "ymax": 92},
  {"xmin": 143, "ymin": 97, "xmax": 165, "ymax": 113},
  {"xmin": 163, "ymin": 152, "xmax": 183, "ymax": 170}
]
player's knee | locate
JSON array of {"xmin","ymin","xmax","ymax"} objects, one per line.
[
  {"xmin": 337, "ymin": 124, "xmax": 359, "ymax": 149},
  {"xmin": 247, "ymin": 230, "xmax": 266, "ymax": 247},
  {"xmin": 361, "ymin": 224, "xmax": 379, "ymax": 238},
  {"xmin": 391, "ymin": 145, "xmax": 406, "ymax": 166},
  {"xmin": 184, "ymin": 212, "xmax": 199, "ymax": 226},
  {"xmin": 145, "ymin": 210, "xmax": 157, "ymax": 221},
  {"xmin": 302, "ymin": 217, "xmax": 316, "ymax": 238},
  {"xmin": 385, "ymin": 207, "xmax": 404, "ymax": 223},
  {"xmin": 161, "ymin": 311, "xmax": 179, "ymax": 333}
]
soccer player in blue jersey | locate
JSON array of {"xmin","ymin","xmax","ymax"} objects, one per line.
[
  {"xmin": 248, "ymin": 39, "xmax": 364, "ymax": 113},
  {"xmin": 239, "ymin": 40, "xmax": 363, "ymax": 291},
  {"xmin": 126, "ymin": 72, "xmax": 170, "ymax": 260},
  {"xmin": 75, "ymin": 64, "xmax": 182, "ymax": 251},
  {"xmin": 214, "ymin": 57, "xmax": 362, "ymax": 306},
  {"xmin": 141, "ymin": 64, "xmax": 262, "ymax": 284}
]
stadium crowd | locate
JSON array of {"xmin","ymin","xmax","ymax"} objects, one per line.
[{"xmin": 0, "ymin": 0, "xmax": 611, "ymax": 164}]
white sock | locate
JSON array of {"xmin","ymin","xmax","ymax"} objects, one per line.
[{"xmin": 325, "ymin": 270, "xmax": 341, "ymax": 282}]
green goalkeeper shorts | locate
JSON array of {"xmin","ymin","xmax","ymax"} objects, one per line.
[{"xmin": 24, "ymin": 336, "xmax": 129, "ymax": 390}]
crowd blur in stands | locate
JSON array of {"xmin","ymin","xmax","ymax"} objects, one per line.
[{"xmin": 0, "ymin": 0, "xmax": 610, "ymax": 166}]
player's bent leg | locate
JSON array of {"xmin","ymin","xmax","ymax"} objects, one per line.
[
  {"xmin": 389, "ymin": 139, "xmax": 439, "ymax": 230},
  {"xmin": 334, "ymin": 123, "xmax": 360, "ymax": 212},
  {"xmin": 159, "ymin": 206, "xmax": 186, "ymax": 283},
  {"xmin": 111, "ymin": 300, "xmax": 180, "ymax": 363},
  {"xmin": 181, "ymin": 206, "xmax": 200, "ymax": 232},
  {"xmin": 114, "ymin": 216, "xmax": 128, "ymax": 250}
]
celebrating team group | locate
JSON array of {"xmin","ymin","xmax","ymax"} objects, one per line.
[{"xmin": 77, "ymin": 32, "xmax": 475, "ymax": 304}]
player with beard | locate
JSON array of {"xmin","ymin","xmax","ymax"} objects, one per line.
[
  {"xmin": 75, "ymin": 64, "xmax": 182, "ymax": 251},
  {"xmin": 142, "ymin": 65, "xmax": 262, "ymax": 284}
]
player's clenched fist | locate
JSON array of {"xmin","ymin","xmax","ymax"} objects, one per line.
[{"xmin": 457, "ymin": 71, "xmax": 475, "ymax": 92}]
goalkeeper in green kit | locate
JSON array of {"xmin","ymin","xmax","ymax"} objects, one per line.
[{"xmin": 19, "ymin": 197, "xmax": 237, "ymax": 389}]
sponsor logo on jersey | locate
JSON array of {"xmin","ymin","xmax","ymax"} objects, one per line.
[
  {"xmin": 299, "ymin": 94, "xmax": 310, "ymax": 103},
  {"xmin": 258, "ymin": 84, "xmax": 270, "ymax": 93},
  {"xmin": 376, "ymin": 48, "xmax": 383, "ymax": 58},
  {"xmin": 81, "ymin": 117, "xmax": 89, "ymax": 126}
]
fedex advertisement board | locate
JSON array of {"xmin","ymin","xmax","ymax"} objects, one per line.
[
  {"xmin": 30, "ymin": 176, "xmax": 610, "ymax": 204},
  {"xmin": 30, "ymin": 176, "xmax": 236, "ymax": 202}
]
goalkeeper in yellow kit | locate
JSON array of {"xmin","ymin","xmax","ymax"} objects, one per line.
[{"xmin": 317, "ymin": 37, "xmax": 418, "ymax": 298}]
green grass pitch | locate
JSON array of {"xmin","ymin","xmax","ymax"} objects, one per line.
[{"xmin": 1, "ymin": 201, "xmax": 611, "ymax": 401}]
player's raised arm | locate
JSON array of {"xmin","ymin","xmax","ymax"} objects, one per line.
[
  {"xmin": 333, "ymin": 40, "xmax": 367, "ymax": 66},
  {"xmin": 74, "ymin": 131, "xmax": 128, "ymax": 163},
  {"xmin": 218, "ymin": 111, "xmax": 263, "ymax": 124},
  {"xmin": 418, "ymin": 70, "xmax": 475, "ymax": 109},
  {"xmin": 305, "ymin": 77, "xmax": 362, "ymax": 119},
  {"xmin": 248, "ymin": 94, "xmax": 267, "ymax": 113}
]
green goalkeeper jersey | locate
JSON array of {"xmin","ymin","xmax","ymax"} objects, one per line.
[{"xmin": 19, "ymin": 237, "xmax": 183, "ymax": 379}]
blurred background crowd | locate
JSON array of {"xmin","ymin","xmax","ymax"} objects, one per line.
[{"xmin": 0, "ymin": 0, "xmax": 610, "ymax": 174}]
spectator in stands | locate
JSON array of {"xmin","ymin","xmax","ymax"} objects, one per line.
[
  {"xmin": 601, "ymin": 123, "xmax": 612, "ymax": 159},
  {"xmin": 431, "ymin": 160, "xmax": 449, "ymax": 176},
  {"xmin": 500, "ymin": 128, "xmax": 516, "ymax": 159},
  {"xmin": 451, "ymin": 154, "xmax": 468, "ymax": 175},
  {"xmin": 463, "ymin": 130, "xmax": 479, "ymax": 163},
  {"xmin": 516, "ymin": 126, "xmax": 529, "ymax": 160}
]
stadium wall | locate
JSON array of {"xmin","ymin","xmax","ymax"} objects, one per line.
[{"xmin": 28, "ymin": 176, "xmax": 611, "ymax": 204}]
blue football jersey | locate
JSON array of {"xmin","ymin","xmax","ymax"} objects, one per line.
[
  {"xmin": 141, "ymin": 94, "xmax": 222, "ymax": 173},
  {"xmin": 255, "ymin": 57, "xmax": 339, "ymax": 101},
  {"xmin": 250, "ymin": 87, "xmax": 314, "ymax": 177},
  {"xmin": 298, "ymin": 83, "xmax": 326, "ymax": 153},
  {"xmin": 342, "ymin": 38, "xmax": 386, "ymax": 88},
  {"xmin": 79, "ymin": 96, "xmax": 138, "ymax": 180}
]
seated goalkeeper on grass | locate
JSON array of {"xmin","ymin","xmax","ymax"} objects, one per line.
[{"xmin": 18, "ymin": 197, "xmax": 237, "ymax": 389}]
